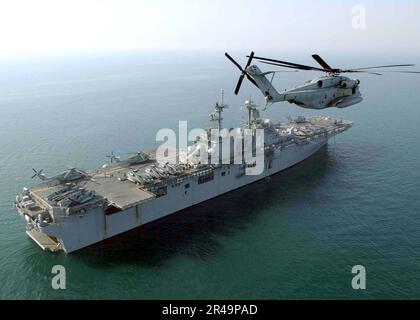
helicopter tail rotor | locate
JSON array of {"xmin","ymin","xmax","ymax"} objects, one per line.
[
  {"xmin": 225, "ymin": 52, "xmax": 259, "ymax": 95},
  {"xmin": 32, "ymin": 168, "xmax": 47, "ymax": 180}
]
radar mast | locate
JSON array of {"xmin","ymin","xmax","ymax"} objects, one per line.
[
  {"xmin": 243, "ymin": 98, "xmax": 260, "ymax": 129},
  {"xmin": 210, "ymin": 90, "xmax": 229, "ymax": 130}
]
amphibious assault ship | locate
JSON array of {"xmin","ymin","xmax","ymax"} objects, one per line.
[{"xmin": 14, "ymin": 98, "xmax": 353, "ymax": 253}]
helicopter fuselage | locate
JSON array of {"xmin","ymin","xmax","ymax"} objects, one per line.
[
  {"xmin": 282, "ymin": 75, "xmax": 363, "ymax": 109},
  {"xmin": 32, "ymin": 168, "xmax": 88, "ymax": 182},
  {"xmin": 248, "ymin": 65, "xmax": 363, "ymax": 110}
]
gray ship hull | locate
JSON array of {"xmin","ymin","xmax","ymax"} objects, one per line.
[
  {"xmin": 15, "ymin": 116, "xmax": 352, "ymax": 253},
  {"xmin": 37, "ymin": 136, "xmax": 326, "ymax": 253}
]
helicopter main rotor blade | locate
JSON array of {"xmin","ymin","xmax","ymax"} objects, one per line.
[
  {"xmin": 344, "ymin": 64, "xmax": 415, "ymax": 71},
  {"xmin": 264, "ymin": 70, "xmax": 299, "ymax": 74},
  {"xmin": 31, "ymin": 168, "xmax": 44, "ymax": 178},
  {"xmin": 346, "ymin": 70, "xmax": 420, "ymax": 75},
  {"xmin": 225, "ymin": 53, "xmax": 244, "ymax": 72},
  {"xmin": 258, "ymin": 61, "xmax": 307, "ymax": 70},
  {"xmin": 343, "ymin": 70, "xmax": 383, "ymax": 76},
  {"xmin": 372, "ymin": 70, "xmax": 420, "ymax": 74},
  {"xmin": 251, "ymin": 55, "xmax": 328, "ymax": 72},
  {"xmin": 312, "ymin": 54, "xmax": 334, "ymax": 72}
]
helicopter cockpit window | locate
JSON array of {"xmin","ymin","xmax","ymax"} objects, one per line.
[{"xmin": 317, "ymin": 80, "xmax": 323, "ymax": 88}]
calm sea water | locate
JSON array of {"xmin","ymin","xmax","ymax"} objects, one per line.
[{"xmin": 0, "ymin": 51, "xmax": 419, "ymax": 299}]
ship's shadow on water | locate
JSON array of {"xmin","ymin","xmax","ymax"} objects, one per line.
[{"xmin": 76, "ymin": 146, "xmax": 334, "ymax": 267}]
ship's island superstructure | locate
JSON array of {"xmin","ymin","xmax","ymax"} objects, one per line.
[{"xmin": 14, "ymin": 99, "xmax": 353, "ymax": 253}]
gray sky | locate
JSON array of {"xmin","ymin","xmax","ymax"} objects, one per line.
[{"xmin": 0, "ymin": 0, "xmax": 419, "ymax": 57}]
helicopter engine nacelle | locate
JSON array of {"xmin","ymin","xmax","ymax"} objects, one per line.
[{"xmin": 339, "ymin": 79, "xmax": 359, "ymax": 89}]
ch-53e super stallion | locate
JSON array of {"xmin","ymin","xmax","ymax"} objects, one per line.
[
  {"xmin": 225, "ymin": 52, "xmax": 420, "ymax": 110},
  {"xmin": 105, "ymin": 151, "xmax": 150, "ymax": 166},
  {"xmin": 31, "ymin": 167, "xmax": 94, "ymax": 182}
]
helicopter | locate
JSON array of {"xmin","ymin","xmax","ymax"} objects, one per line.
[
  {"xmin": 106, "ymin": 151, "xmax": 150, "ymax": 165},
  {"xmin": 31, "ymin": 167, "xmax": 95, "ymax": 182},
  {"xmin": 225, "ymin": 52, "xmax": 420, "ymax": 110}
]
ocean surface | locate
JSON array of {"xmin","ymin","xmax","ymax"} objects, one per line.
[{"xmin": 0, "ymin": 51, "xmax": 419, "ymax": 299}]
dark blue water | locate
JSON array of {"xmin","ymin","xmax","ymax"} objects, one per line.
[{"xmin": 0, "ymin": 51, "xmax": 419, "ymax": 299}]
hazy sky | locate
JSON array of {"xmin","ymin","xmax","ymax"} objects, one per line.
[{"xmin": 0, "ymin": 0, "xmax": 419, "ymax": 57}]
